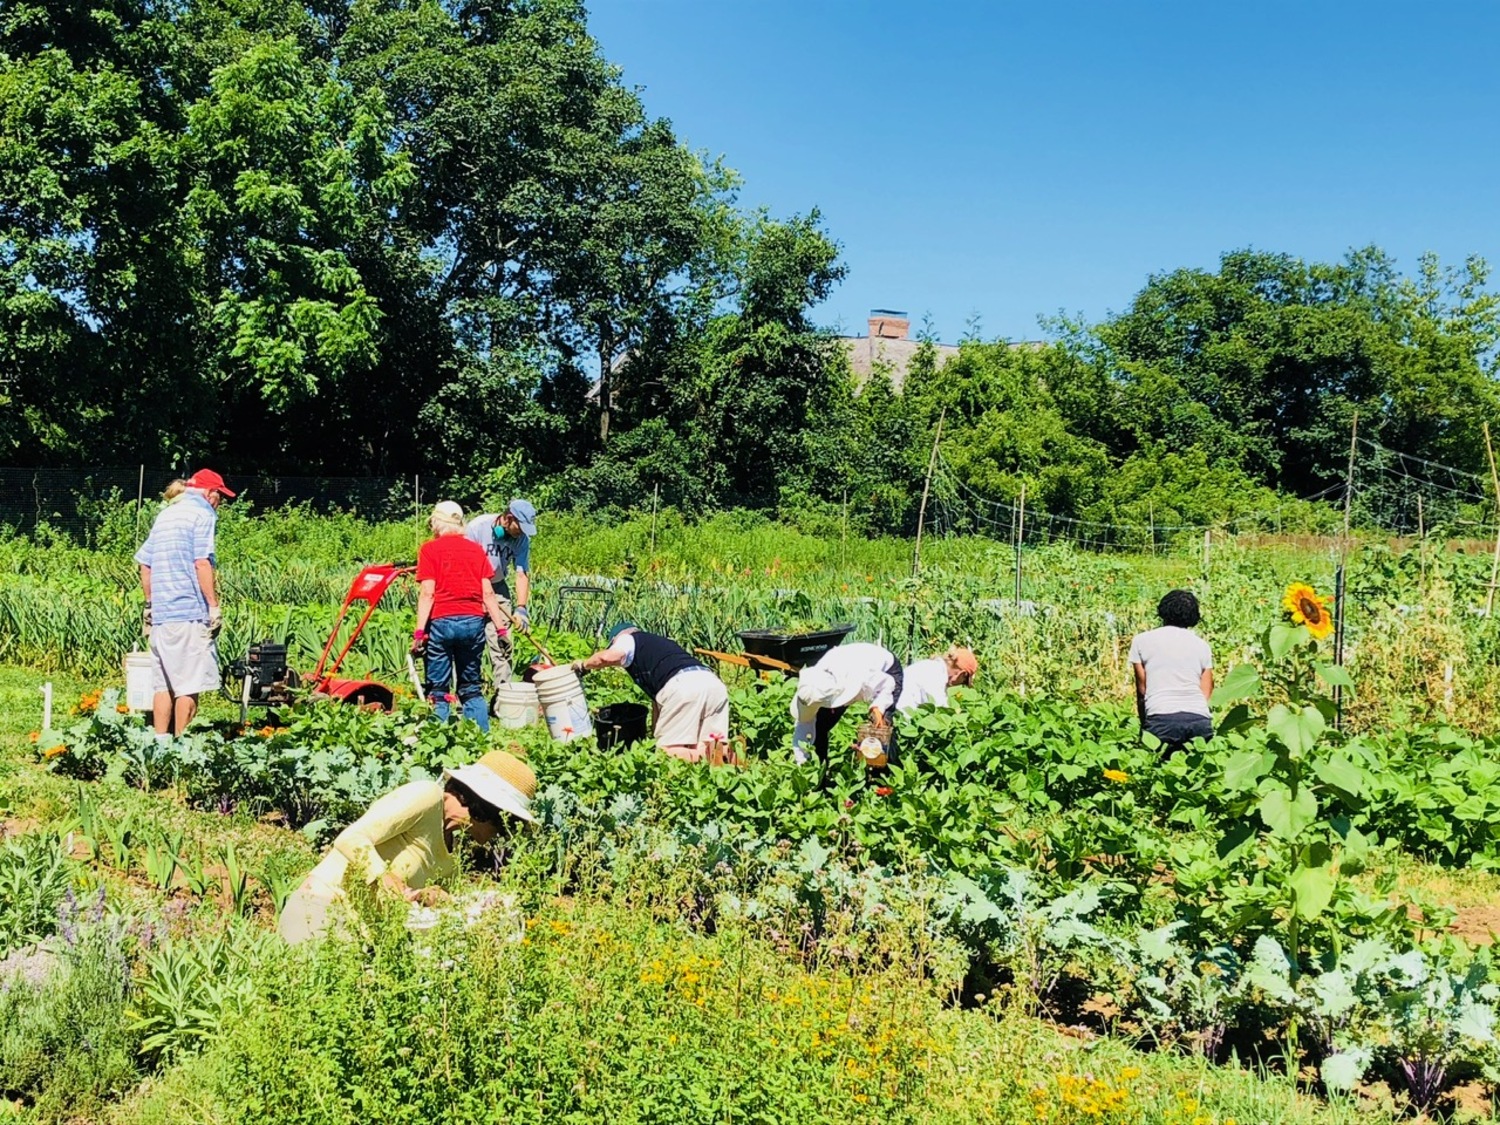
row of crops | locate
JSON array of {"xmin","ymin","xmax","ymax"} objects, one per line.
[
  {"xmin": 3, "ymin": 512, "xmax": 1500, "ymax": 732},
  {"xmin": 15, "ymin": 599, "xmax": 1500, "ymax": 1111}
]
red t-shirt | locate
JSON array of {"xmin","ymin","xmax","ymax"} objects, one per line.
[{"xmin": 417, "ymin": 534, "xmax": 494, "ymax": 621}]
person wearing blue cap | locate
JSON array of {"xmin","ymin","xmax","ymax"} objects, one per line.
[
  {"xmin": 572, "ymin": 623, "xmax": 730, "ymax": 762},
  {"xmin": 464, "ymin": 498, "xmax": 537, "ymax": 692}
]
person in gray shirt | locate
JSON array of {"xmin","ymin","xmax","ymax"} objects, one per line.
[{"xmin": 1128, "ymin": 589, "xmax": 1214, "ymax": 754}]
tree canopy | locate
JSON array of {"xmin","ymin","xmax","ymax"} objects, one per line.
[{"xmin": 2, "ymin": 0, "xmax": 1497, "ymax": 531}]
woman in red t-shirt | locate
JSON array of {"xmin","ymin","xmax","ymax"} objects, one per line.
[{"xmin": 412, "ymin": 501, "xmax": 513, "ymax": 731}]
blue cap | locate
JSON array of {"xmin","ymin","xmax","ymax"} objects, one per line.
[
  {"xmin": 608, "ymin": 621, "xmax": 638, "ymax": 643},
  {"xmin": 508, "ymin": 498, "xmax": 536, "ymax": 538}
]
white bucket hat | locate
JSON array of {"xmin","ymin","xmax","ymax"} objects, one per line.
[{"xmin": 443, "ymin": 750, "xmax": 537, "ymax": 824}]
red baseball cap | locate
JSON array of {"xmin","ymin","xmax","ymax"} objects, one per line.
[{"xmin": 186, "ymin": 468, "xmax": 236, "ymax": 498}]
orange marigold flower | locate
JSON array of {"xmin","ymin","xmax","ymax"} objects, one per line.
[
  {"xmin": 42, "ymin": 743, "xmax": 67, "ymax": 759},
  {"xmin": 28, "ymin": 730, "xmax": 39, "ymax": 743}
]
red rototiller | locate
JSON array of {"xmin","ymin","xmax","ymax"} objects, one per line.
[{"xmin": 225, "ymin": 564, "xmax": 418, "ymax": 722}]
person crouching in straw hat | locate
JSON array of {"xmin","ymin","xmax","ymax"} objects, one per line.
[{"xmin": 278, "ymin": 750, "xmax": 537, "ymax": 944}]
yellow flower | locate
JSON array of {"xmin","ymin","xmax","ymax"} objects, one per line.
[
  {"xmin": 1282, "ymin": 582, "xmax": 1334, "ymax": 639},
  {"xmin": 1103, "ymin": 768, "xmax": 1129, "ymax": 784},
  {"xmin": 42, "ymin": 743, "xmax": 67, "ymax": 759}
]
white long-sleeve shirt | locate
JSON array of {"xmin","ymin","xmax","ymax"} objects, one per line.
[
  {"xmin": 808, "ymin": 642, "xmax": 898, "ymax": 714},
  {"xmin": 896, "ymin": 658, "xmax": 948, "ymax": 712}
]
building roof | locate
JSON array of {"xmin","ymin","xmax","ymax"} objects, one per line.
[{"xmin": 839, "ymin": 334, "xmax": 960, "ymax": 390}]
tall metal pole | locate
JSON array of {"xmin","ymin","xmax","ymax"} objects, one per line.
[
  {"xmin": 1484, "ymin": 422, "xmax": 1500, "ymax": 617},
  {"xmin": 1334, "ymin": 412, "xmax": 1359, "ymax": 729},
  {"xmin": 1014, "ymin": 482, "xmax": 1026, "ymax": 607},
  {"xmin": 908, "ymin": 410, "xmax": 946, "ymax": 661},
  {"xmin": 649, "ymin": 483, "xmax": 660, "ymax": 558},
  {"xmin": 911, "ymin": 409, "xmax": 946, "ymax": 580}
]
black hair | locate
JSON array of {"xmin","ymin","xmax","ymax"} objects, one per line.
[
  {"xmin": 1157, "ymin": 589, "xmax": 1201, "ymax": 628},
  {"xmin": 444, "ymin": 779, "xmax": 503, "ymax": 827}
]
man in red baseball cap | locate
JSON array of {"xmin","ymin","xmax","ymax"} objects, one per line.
[
  {"xmin": 134, "ymin": 468, "xmax": 234, "ymax": 736},
  {"xmin": 184, "ymin": 468, "xmax": 236, "ymax": 498}
]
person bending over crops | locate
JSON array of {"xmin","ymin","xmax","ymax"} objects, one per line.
[
  {"xmin": 572, "ymin": 623, "xmax": 730, "ymax": 762},
  {"xmin": 412, "ymin": 501, "xmax": 514, "ymax": 732},
  {"xmin": 278, "ymin": 750, "xmax": 536, "ymax": 944},
  {"xmin": 465, "ymin": 499, "xmax": 537, "ymax": 694},
  {"xmin": 791, "ymin": 642, "xmax": 903, "ymax": 764},
  {"xmin": 897, "ymin": 646, "xmax": 979, "ymax": 711},
  {"xmin": 1130, "ymin": 589, "xmax": 1214, "ymax": 755}
]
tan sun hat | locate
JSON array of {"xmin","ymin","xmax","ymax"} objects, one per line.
[{"xmin": 444, "ymin": 749, "xmax": 537, "ymax": 823}]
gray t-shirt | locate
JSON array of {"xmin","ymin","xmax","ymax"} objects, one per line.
[
  {"xmin": 464, "ymin": 514, "xmax": 530, "ymax": 598},
  {"xmin": 1128, "ymin": 626, "xmax": 1212, "ymax": 718}
]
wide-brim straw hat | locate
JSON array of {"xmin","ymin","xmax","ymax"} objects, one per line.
[{"xmin": 444, "ymin": 750, "xmax": 537, "ymax": 824}]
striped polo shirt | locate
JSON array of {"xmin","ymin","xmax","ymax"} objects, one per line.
[{"xmin": 134, "ymin": 492, "xmax": 217, "ymax": 623}]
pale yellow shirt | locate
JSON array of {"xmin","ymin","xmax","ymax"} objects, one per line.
[{"xmin": 278, "ymin": 780, "xmax": 455, "ymax": 943}]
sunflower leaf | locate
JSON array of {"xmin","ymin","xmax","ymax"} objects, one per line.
[
  {"xmin": 1315, "ymin": 663, "xmax": 1354, "ymax": 691},
  {"xmin": 1267, "ymin": 623, "xmax": 1304, "ymax": 661},
  {"xmin": 1268, "ymin": 703, "xmax": 1325, "ymax": 758},
  {"xmin": 1211, "ymin": 664, "xmax": 1261, "ymax": 706}
]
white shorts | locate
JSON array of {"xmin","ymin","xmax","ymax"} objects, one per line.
[
  {"xmin": 654, "ymin": 669, "xmax": 729, "ymax": 748},
  {"xmin": 150, "ymin": 622, "xmax": 221, "ymax": 696}
]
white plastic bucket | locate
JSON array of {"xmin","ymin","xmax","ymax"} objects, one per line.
[
  {"xmin": 124, "ymin": 651, "xmax": 154, "ymax": 712},
  {"xmin": 493, "ymin": 681, "xmax": 540, "ymax": 729},
  {"xmin": 532, "ymin": 665, "xmax": 593, "ymax": 742}
]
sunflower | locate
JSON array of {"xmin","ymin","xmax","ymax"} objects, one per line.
[{"xmin": 1282, "ymin": 582, "xmax": 1334, "ymax": 640}]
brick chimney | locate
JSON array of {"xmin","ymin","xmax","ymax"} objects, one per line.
[{"xmin": 868, "ymin": 309, "xmax": 909, "ymax": 340}]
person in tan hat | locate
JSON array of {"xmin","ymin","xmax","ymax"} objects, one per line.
[
  {"xmin": 896, "ymin": 645, "xmax": 978, "ymax": 712},
  {"xmin": 278, "ymin": 750, "xmax": 536, "ymax": 944}
]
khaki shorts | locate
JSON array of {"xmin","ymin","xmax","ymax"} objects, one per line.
[
  {"xmin": 654, "ymin": 669, "xmax": 729, "ymax": 748},
  {"xmin": 150, "ymin": 622, "xmax": 221, "ymax": 696}
]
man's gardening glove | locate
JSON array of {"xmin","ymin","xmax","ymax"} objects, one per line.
[
  {"xmin": 410, "ymin": 629, "xmax": 428, "ymax": 657},
  {"xmin": 142, "ymin": 604, "xmax": 152, "ymax": 639},
  {"xmin": 207, "ymin": 606, "xmax": 223, "ymax": 639},
  {"xmin": 514, "ymin": 606, "xmax": 531, "ymax": 633}
]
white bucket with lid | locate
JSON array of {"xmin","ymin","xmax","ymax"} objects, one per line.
[
  {"xmin": 532, "ymin": 665, "xmax": 593, "ymax": 742},
  {"xmin": 493, "ymin": 681, "xmax": 540, "ymax": 729},
  {"xmin": 124, "ymin": 651, "xmax": 154, "ymax": 712}
]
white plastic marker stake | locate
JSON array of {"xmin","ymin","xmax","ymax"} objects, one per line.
[{"xmin": 41, "ymin": 681, "xmax": 53, "ymax": 732}]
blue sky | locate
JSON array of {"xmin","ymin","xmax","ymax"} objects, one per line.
[{"xmin": 587, "ymin": 1, "xmax": 1499, "ymax": 344}]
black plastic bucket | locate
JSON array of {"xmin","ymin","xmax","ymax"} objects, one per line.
[{"xmin": 595, "ymin": 702, "xmax": 649, "ymax": 750}]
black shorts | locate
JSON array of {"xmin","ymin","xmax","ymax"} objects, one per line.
[{"xmin": 1144, "ymin": 712, "xmax": 1214, "ymax": 750}]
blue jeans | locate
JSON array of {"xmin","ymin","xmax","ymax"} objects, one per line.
[{"xmin": 423, "ymin": 615, "xmax": 490, "ymax": 731}]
